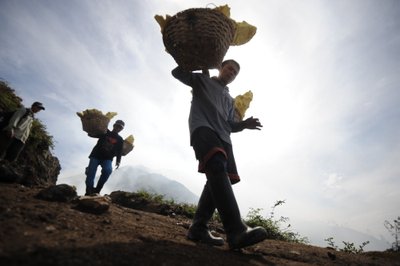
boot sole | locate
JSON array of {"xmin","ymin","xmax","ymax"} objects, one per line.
[
  {"xmin": 187, "ymin": 231, "xmax": 225, "ymax": 246},
  {"xmin": 187, "ymin": 235, "xmax": 225, "ymax": 246},
  {"xmin": 229, "ymin": 230, "xmax": 268, "ymax": 250}
]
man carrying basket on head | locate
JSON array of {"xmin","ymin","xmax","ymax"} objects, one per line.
[
  {"xmin": 172, "ymin": 60, "xmax": 268, "ymax": 250},
  {"xmin": 84, "ymin": 120, "xmax": 125, "ymax": 196}
]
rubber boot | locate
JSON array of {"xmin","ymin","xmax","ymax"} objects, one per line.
[
  {"xmin": 93, "ymin": 186, "xmax": 102, "ymax": 195},
  {"xmin": 187, "ymin": 183, "xmax": 224, "ymax": 246},
  {"xmin": 85, "ymin": 186, "xmax": 95, "ymax": 196},
  {"xmin": 206, "ymin": 171, "xmax": 268, "ymax": 250}
]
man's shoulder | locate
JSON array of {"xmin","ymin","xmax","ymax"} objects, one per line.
[
  {"xmin": 13, "ymin": 107, "xmax": 26, "ymax": 113},
  {"xmin": 11, "ymin": 107, "xmax": 30, "ymax": 118},
  {"xmin": 107, "ymin": 131, "xmax": 123, "ymax": 140}
]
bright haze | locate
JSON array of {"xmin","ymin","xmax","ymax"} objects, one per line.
[{"xmin": 1, "ymin": 0, "xmax": 399, "ymax": 251}]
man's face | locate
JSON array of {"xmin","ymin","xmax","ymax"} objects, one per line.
[
  {"xmin": 31, "ymin": 106, "xmax": 43, "ymax": 113},
  {"xmin": 112, "ymin": 124, "xmax": 123, "ymax": 133},
  {"xmin": 218, "ymin": 62, "xmax": 240, "ymax": 85}
]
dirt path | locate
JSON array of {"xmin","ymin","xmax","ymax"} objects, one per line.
[{"xmin": 0, "ymin": 183, "xmax": 399, "ymax": 265}]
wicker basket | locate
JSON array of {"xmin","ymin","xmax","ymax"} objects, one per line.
[
  {"xmin": 121, "ymin": 141, "xmax": 134, "ymax": 156},
  {"xmin": 79, "ymin": 114, "xmax": 109, "ymax": 136},
  {"xmin": 163, "ymin": 8, "xmax": 235, "ymax": 71}
]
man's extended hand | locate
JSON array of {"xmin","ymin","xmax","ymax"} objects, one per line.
[{"xmin": 243, "ymin": 116, "xmax": 263, "ymax": 130}]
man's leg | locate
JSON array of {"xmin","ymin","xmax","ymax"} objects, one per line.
[
  {"xmin": 85, "ymin": 158, "xmax": 100, "ymax": 195},
  {"xmin": 205, "ymin": 152, "xmax": 267, "ymax": 250},
  {"xmin": 187, "ymin": 182, "xmax": 224, "ymax": 246},
  {"xmin": 4, "ymin": 139, "xmax": 25, "ymax": 162},
  {"xmin": 94, "ymin": 160, "xmax": 112, "ymax": 194},
  {"xmin": 0, "ymin": 133, "xmax": 12, "ymax": 160}
]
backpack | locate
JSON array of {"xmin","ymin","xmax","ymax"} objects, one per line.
[{"xmin": 0, "ymin": 108, "xmax": 30, "ymax": 130}]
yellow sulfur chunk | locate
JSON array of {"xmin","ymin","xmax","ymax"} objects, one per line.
[
  {"xmin": 214, "ymin": 4, "xmax": 230, "ymax": 17},
  {"xmin": 154, "ymin": 4, "xmax": 256, "ymax": 46},
  {"xmin": 83, "ymin": 109, "xmax": 103, "ymax": 116},
  {"xmin": 154, "ymin": 14, "xmax": 172, "ymax": 33},
  {"xmin": 77, "ymin": 109, "xmax": 117, "ymax": 119},
  {"xmin": 125, "ymin": 135, "xmax": 135, "ymax": 145},
  {"xmin": 234, "ymin": 91, "xmax": 253, "ymax": 120},
  {"xmin": 105, "ymin": 112, "xmax": 118, "ymax": 119},
  {"xmin": 232, "ymin": 21, "xmax": 257, "ymax": 46}
]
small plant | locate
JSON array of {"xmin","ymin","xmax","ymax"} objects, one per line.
[
  {"xmin": 135, "ymin": 189, "xmax": 167, "ymax": 203},
  {"xmin": 133, "ymin": 189, "xmax": 197, "ymax": 218},
  {"xmin": 324, "ymin": 237, "xmax": 370, "ymax": 254},
  {"xmin": 244, "ymin": 200, "xmax": 308, "ymax": 243},
  {"xmin": 325, "ymin": 237, "xmax": 338, "ymax": 250},
  {"xmin": 0, "ymin": 80, "xmax": 22, "ymax": 111},
  {"xmin": 27, "ymin": 120, "xmax": 55, "ymax": 150},
  {"xmin": 384, "ymin": 216, "xmax": 400, "ymax": 252}
]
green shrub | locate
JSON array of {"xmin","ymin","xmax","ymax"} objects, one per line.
[
  {"xmin": 324, "ymin": 237, "xmax": 370, "ymax": 254},
  {"xmin": 27, "ymin": 120, "xmax": 55, "ymax": 150},
  {"xmin": 0, "ymin": 80, "xmax": 22, "ymax": 111},
  {"xmin": 130, "ymin": 192, "xmax": 308, "ymax": 244},
  {"xmin": 134, "ymin": 189, "xmax": 197, "ymax": 218},
  {"xmin": 244, "ymin": 200, "xmax": 308, "ymax": 243},
  {"xmin": 135, "ymin": 189, "xmax": 165, "ymax": 203},
  {"xmin": 384, "ymin": 216, "xmax": 400, "ymax": 252}
]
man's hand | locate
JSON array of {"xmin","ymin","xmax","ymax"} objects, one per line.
[
  {"xmin": 243, "ymin": 116, "xmax": 263, "ymax": 130},
  {"xmin": 115, "ymin": 162, "xmax": 120, "ymax": 169},
  {"xmin": 202, "ymin": 69, "xmax": 210, "ymax": 77}
]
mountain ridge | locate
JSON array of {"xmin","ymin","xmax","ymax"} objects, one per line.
[{"xmin": 59, "ymin": 165, "xmax": 199, "ymax": 204}]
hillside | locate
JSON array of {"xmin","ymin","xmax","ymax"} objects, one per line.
[
  {"xmin": 0, "ymin": 81, "xmax": 61, "ymax": 186},
  {"xmin": 1, "ymin": 183, "xmax": 399, "ymax": 266}
]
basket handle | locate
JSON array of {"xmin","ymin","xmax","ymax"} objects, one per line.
[{"xmin": 206, "ymin": 3, "xmax": 217, "ymax": 8}]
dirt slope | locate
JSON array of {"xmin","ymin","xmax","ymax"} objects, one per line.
[{"xmin": 0, "ymin": 183, "xmax": 399, "ymax": 266}]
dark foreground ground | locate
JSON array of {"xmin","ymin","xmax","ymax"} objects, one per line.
[{"xmin": 1, "ymin": 183, "xmax": 399, "ymax": 266}]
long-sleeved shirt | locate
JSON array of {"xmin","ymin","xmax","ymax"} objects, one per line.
[
  {"xmin": 172, "ymin": 66, "xmax": 236, "ymax": 145},
  {"xmin": 5, "ymin": 107, "xmax": 33, "ymax": 143},
  {"xmin": 89, "ymin": 130, "xmax": 123, "ymax": 163}
]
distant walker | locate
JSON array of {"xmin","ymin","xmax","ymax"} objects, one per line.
[
  {"xmin": 84, "ymin": 120, "xmax": 125, "ymax": 195},
  {"xmin": 0, "ymin": 102, "xmax": 45, "ymax": 162}
]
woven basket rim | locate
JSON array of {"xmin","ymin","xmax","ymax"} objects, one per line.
[{"xmin": 162, "ymin": 7, "xmax": 235, "ymax": 71}]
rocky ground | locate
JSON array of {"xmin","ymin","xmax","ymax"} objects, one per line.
[{"xmin": 1, "ymin": 183, "xmax": 399, "ymax": 266}]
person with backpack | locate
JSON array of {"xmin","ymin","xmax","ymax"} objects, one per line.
[
  {"xmin": 0, "ymin": 101, "xmax": 45, "ymax": 162},
  {"xmin": 84, "ymin": 120, "xmax": 124, "ymax": 196}
]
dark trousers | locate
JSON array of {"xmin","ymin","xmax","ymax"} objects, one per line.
[{"xmin": 0, "ymin": 133, "xmax": 25, "ymax": 162}]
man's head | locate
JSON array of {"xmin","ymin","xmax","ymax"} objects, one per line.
[
  {"xmin": 218, "ymin": 59, "xmax": 240, "ymax": 86},
  {"xmin": 31, "ymin": 102, "xmax": 45, "ymax": 113},
  {"xmin": 112, "ymin": 120, "xmax": 125, "ymax": 133}
]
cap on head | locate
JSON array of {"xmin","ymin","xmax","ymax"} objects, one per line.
[
  {"xmin": 32, "ymin": 101, "xmax": 45, "ymax": 110},
  {"xmin": 114, "ymin": 119, "xmax": 125, "ymax": 129}
]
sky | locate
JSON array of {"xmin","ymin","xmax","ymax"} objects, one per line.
[{"xmin": 1, "ymin": 0, "xmax": 399, "ymax": 251}]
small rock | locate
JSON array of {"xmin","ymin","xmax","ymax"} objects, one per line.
[
  {"xmin": 45, "ymin": 225, "xmax": 56, "ymax": 232},
  {"xmin": 289, "ymin": 250, "xmax": 301, "ymax": 256},
  {"xmin": 74, "ymin": 195, "xmax": 110, "ymax": 214},
  {"xmin": 327, "ymin": 251, "xmax": 337, "ymax": 260},
  {"xmin": 36, "ymin": 184, "xmax": 77, "ymax": 202}
]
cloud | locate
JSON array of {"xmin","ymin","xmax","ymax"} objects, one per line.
[{"xmin": 324, "ymin": 173, "xmax": 343, "ymax": 190}]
